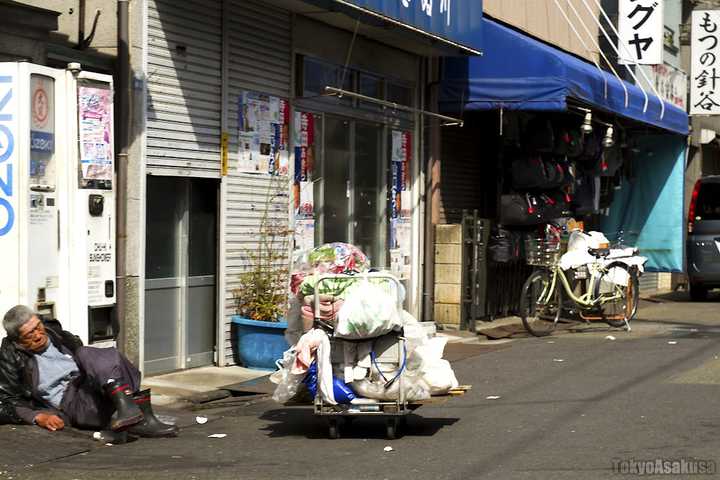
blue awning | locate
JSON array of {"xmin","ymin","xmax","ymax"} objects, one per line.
[{"xmin": 440, "ymin": 18, "xmax": 689, "ymax": 135}]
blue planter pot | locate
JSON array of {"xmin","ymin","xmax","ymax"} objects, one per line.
[{"xmin": 231, "ymin": 316, "xmax": 289, "ymax": 371}]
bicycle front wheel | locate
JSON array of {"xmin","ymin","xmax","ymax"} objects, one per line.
[
  {"xmin": 520, "ymin": 270, "xmax": 561, "ymax": 337},
  {"xmin": 599, "ymin": 262, "xmax": 639, "ymax": 327}
]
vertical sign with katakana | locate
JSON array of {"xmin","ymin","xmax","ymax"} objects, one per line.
[
  {"xmin": 618, "ymin": 0, "xmax": 664, "ymax": 65},
  {"xmin": 691, "ymin": 10, "xmax": 720, "ymax": 115}
]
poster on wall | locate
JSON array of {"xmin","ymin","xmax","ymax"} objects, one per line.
[
  {"xmin": 391, "ymin": 130, "xmax": 412, "ymax": 220},
  {"xmin": 618, "ymin": 0, "xmax": 664, "ymax": 65},
  {"xmin": 292, "ymin": 111, "xmax": 317, "ymax": 251},
  {"xmin": 691, "ymin": 11, "xmax": 720, "ymax": 114},
  {"xmin": 78, "ymin": 86, "xmax": 114, "ymax": 182},
  {"xmin": 390, "ymin": 130, "xmax": 412, "ymax": 280},
  {"xmin": 237, "ymin": 91, "xmax": 289, "ymax": 174}
]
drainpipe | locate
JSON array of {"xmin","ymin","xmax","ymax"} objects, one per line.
[
  {"xmin": 116, "ymin": 0, "xmax": 129, "ymax": 352},
  {"xmin": 423, "ymin": 57, "xmax": 441, "ymax": 322}
]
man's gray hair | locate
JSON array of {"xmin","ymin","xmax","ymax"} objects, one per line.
[{"xmin": 3, "ymin": 305, "xmax": 36, "ymax": 340}]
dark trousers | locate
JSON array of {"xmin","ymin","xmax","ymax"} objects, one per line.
[{"xmin": 59, "ymin": 346, "xmax": 141, "ymax": 430}]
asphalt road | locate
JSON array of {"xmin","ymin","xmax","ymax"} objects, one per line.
[{"xmin": 3, "ymin": 295, "xmax": 720, "ymax": 480}]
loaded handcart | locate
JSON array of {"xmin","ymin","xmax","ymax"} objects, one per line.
[{"xmin": 307, "ymin": 272, "xmax": 470, "ymax": 439}]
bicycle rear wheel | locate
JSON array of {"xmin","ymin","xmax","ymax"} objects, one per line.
[
  {"xmin": 520, "ymin": 270, "xmax": 561, "ymax": 337},
  {"xmin": 599, "ymin": 262, "xmax": 639, "ymax": 327}
]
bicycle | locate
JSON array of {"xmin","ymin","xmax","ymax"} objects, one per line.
[{"xmin": 519, "ymin": 236, "xmax": 640, "ymax": 337}]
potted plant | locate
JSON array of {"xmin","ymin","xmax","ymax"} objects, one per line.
[{"xmin": 231, "ymin": 175, "xmax": 292, "ymax": 370}]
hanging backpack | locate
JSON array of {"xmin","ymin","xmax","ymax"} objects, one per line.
[
  {"xmin": 524, "ymin": 117, "xmax": 555, "ymax": 153},
  {"xmin": 488, "ymin": 226, "xmax": 521, "ymax": 263},
  {"xmin": 511, "ymin": 154, "xmax": 548, "ymax": 189},
  {"xmin": 500, "ymin": 193, "xmax": 546, "ymax": 226}
]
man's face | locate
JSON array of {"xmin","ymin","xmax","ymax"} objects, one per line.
[{"xmin": 17, "ymin": 316, "xmax": 49, "ymax": 353}]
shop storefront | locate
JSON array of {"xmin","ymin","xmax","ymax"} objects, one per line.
[
  {"xmin": 138, "ymin": 0, "xmax": 483, "ymax": 372},
  {"xmin": 437, "ymin": 17, "xmax": 689, "ymax": 325}
]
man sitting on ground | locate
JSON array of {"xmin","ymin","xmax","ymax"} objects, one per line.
[{"xmin": 0, "ymin": 305, "xmax": 177, "ymax": 437}]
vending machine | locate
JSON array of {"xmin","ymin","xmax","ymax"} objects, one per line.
[{"xmin": 0, "ymin": 62, "xmax": 116, "ymax": 344}]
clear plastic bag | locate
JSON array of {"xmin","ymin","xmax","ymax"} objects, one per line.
[{"xmin": 270, "ymin": 348, "xmax": 306, "ymax": 403}]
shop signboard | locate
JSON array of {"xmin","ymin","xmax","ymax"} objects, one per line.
[
  {"xmin": 618, "ymin": 0, "xmax": 664, "ymax": 65},
  {"xmin": 646, "ymin": 64, "xmax": 687, "ymax": 110},
  {"xmin": 691, "ymin": 10, "xmax": 720, "ymax": 115},
  {"xmin": 337, "ymin": 0, "xmax": 483, "ymax": 52}
]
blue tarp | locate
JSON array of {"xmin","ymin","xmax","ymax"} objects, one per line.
[
  {"xmin": 600, "ymin": 136, "xmax": 686, "ymax": 273},
  {"xmin": 440, "ymin": 17, "xmax": 689, "ymax": 135}
]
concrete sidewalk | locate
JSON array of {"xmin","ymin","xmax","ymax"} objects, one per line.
[{"xmin": 141, "ymin": 365, "xmax": 271, "ymax": 407}]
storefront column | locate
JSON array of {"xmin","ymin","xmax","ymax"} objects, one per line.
[{"xmin": 423, "ymin": 57, "xmax": 442, "ymax": 321}]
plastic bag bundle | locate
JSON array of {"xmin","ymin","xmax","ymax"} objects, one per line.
[
  {"xmin": 270, "ymin": 348, "xmax": 306, "ymax": 403},
  {"xmin": 334, "ymin": 281, "xmax": 402, "ymax": 339},
  {"xmin": 306, "ymin": 242, "xmax": 370, "ymax": 275},
  {"xmin": 351, "ymin": 370, "xmax": 431, "ymax": 402}
]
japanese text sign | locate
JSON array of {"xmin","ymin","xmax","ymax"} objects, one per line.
[
  {"xmin": 618, "ymin": 0, "xmax": 664, "ymax": 65},
  {"xmin": 692, "ymin": 10, "xmax": 720, "ymax": 115},
  {"xmin": 339, "ymin": 0, "xmax": 483, "ymax": 52}
]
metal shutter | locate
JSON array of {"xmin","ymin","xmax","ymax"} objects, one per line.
[
  {"xmin": 223, "ymin": 0, "xmax": 292, "ymax": 365},
  {"xmin": 146, "ymin": 0, "xmax": 223, "ymax": 177},
  {"xmin": 639, "ymin": 272, "xmax": 659, "ymax": 296}
]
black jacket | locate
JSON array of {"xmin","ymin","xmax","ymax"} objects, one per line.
[{"xmin": 0, "ymin": 319, "xmax": 82, "ymax": 424}]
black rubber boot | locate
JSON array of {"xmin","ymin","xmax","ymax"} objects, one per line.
[
  {"xmin": 128, "ymin": 389, "xmax": 179, "ymax": 438},
  {"xmin": 104, "ymin": 380, "xmax": 144, "ymax": 431}
]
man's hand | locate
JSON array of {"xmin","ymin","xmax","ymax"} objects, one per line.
[{"xmin": 34, "ymin": 413, "xmax": 65, "ymax": 431}]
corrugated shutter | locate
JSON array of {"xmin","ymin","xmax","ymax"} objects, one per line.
[
  {"xmin": 639, "ymin": 272, "xmax": 659, "ymax": 295},
  {"xmin": 440, "ymin": 120, "xmax": 498, "ymax": 224},
  {"xmin": 146, "ymin": 0, "xmax": 222, "ymax": 177},
  {"xmin": 223, "ymin": 0, "xmax": 292, "ymax": 365}
]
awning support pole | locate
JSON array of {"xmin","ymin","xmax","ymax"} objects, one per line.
[
  {"xmin": 559, "ymin": 0, "xmax": 629, "ymax": 108},
  {"xmin": 582, "ymin": 0, "xmax": 666, "ymax": 120},
  {"xmin": 324, "ymin": 86, "xmax": 464, "ymax": 126},
  {"xmin": 552, "ymin": 0, "xmax": 613, "ymax": 103}
]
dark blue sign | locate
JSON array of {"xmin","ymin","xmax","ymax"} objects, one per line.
[
  {"xmin": 30, "ymin": 131, "xmax": 54, "ymax": 153},
  {"xmin": 340, "ymin": 0, "xmax": 482, "ymax": 53}
]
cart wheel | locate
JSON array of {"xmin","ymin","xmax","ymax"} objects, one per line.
[
  {"xmin": 328, "ymin": 419, "xmax": 340, "ymax": 439},
  {"xmin": 386, "ymin": 418, "xmax": 398, "ymax": 440}
]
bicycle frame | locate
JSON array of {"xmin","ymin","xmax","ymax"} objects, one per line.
[{"xmin": 538, "ymin": 263, "xmax": 624, "ymax": 310}]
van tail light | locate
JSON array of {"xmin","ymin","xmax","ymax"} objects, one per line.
[{"xmin": 688, "ymin": 180, "xmax": 702, "ymax": 233}]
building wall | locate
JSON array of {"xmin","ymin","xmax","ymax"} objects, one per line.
[
  {"xmin": 483, "ymin": 0, "xmax": 600, "ymax": 62},
  {"xmin": 12, "ymin": 0, "xmax": 117, "ymax": 57}
]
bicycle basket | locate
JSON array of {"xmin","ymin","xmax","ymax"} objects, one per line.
[{"xmin": 524, "ymin": 237, "xmax": 561, "ymax": 267}]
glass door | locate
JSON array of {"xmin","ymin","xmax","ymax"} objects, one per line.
[
  {"xmin": 316, "ymin": 116, "xmax": 387, "ymax": 267},
  {"xmin": 144, "ymin": 176, "xmax": 217, "ymax": 375},
  {"xmin": 353, "ymin": 122, "xmax": 386, "ymax": 266}
]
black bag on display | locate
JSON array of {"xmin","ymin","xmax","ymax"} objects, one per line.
[
  {"xmin": 488, "ymin": 226, "xmax": 521, "ymax": 263},
  {"xmin": 578, "ymin": 132, "xmax": 603, "ymax": 173},
  {"xmin": 541, "ymin": 191, "xmax": 572, "ymax": 219},
  {"xmin": 554, "ymin": 127, "xmax": 583, "ymax": 158},
  {"xmin": 543, "ymin": 157, "xmax": 567, "ymax": 189},
  {"xmin": 600, "ymin": 143, "xmax": 622, "ymax": 177},
  {"xmin": 500, "ymin": 193, "xmax": 546, "ymax": 226},
  {"xmin": 572, "ymin": 175, "xmax": 598, "ymax": 215},
  {"xmin": 524, "ymin": 117, "xmax": 555, "ymax": 153},
  {"xmin": 511, "ymin": 155, "xmax": 547, "ymax": 189}
]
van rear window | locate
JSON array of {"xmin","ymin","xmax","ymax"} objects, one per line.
[{"xmin": 697, "ymin": 183, "xmax": 720, "ymax": 220}]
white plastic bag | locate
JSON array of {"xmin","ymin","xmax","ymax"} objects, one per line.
[
  {"xmin": 351, "ymin": 370, "xmax": 431, "ymax": 402},
  {"xmin": 334, "ymin": 280, "xmax": 402, "ymax": 339},
  {"xmin": 270, "ymin": 348, "xmax": 305, "ymax": 403},
  {"xmin": 411, "ymin": 337, "xmax": 459, "ymax": 395}
]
